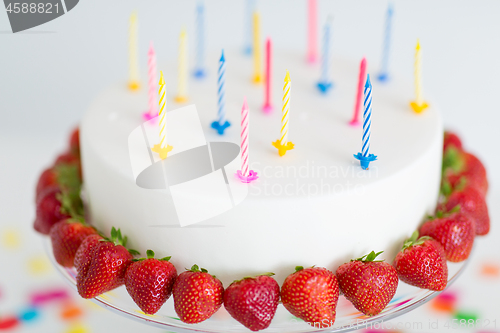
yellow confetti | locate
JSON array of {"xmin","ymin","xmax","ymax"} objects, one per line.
[
  {"xmin": 27, "ymin": 255, "xmax": 51, "ymax": 275},
  {"xmin": 65, "ymin": 322, "xmax": 89, "ymax": 333},
  {"xmin": 1, "ymin": 228, "xmax": 21, "ymax": 249}
]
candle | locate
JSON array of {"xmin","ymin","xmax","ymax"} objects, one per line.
[
  {"xmin": 243, "ymin": 0, "xmax": 256, "ymax": 55},
  {"xmin": 193, "ymin": 2, "xmax": 206, "ymax": 78},
  {"xmin": 143, "ymin": 42, "xmax": 157, "ymax": 120},
  {"xmin": 128, "ymin": 11, "xmax": 140, "ymax": 90},
  {"xmin": 317, "ymin": 18, "xmax": 333, "ymax": 93},
  {"xmin": 272, "ymin": 70, "xmax": 295, "ymax": 156},
  {"xmin": 236, "ymin": 98, "xmax": 258, "ymax": 183},
  {"xmin": 151, "ymin": 71, "xmax": 173, "ymax": 159},
  {"xmin": 174, "ymin": 29, "xmax": 188, "ymax": 103},
  {"xmin": 353, "ymin": 74, "xmax": 377, "ymax": 170},
  {"xmin": 410, "ymin": 39, "xmax": 429, "ymax": 113},
  {"xmin": 377, "ymin": 3, "xmax": 393, "ymax": 82},
  {"xmin": 252, "ymin": 12, "xmax": 263, "ymax": 84},
  {"xmin": 262, "ymin": 37, "xmax": 273, "ymax": 113},
  {"xmin": 307, "ymin": 0, "xmax": 318, "ymax": 63},
  {"xmin": 211, "ymin": 50, "xmax": 231, "ymax": 135},
  {"xmin": 349, "ymin": 57, "xmax": 367, "ymax": 126}
]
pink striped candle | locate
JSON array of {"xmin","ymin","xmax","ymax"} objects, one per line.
[
  {"xmin": 236, "ymin": 98, "xmax": 258, "ymax": 183},
  {"xmin": 349, "ymin": 57, "xmax": 367, "ymax": 126},
  {"xmin": 143, "ymin": 42, "xmax": 158, "ymax": 120},
  {"xmin": 262, "ymin": 37, "xmax": 273, "ymax": 113},
  {"xmin": 307, "ymin": 0, "xmax": 318, "ymax": 63}
]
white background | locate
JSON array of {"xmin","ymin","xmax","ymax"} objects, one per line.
[{"xmin": 0, "ymin": 1, "xmax": 498, "ymax": 332}]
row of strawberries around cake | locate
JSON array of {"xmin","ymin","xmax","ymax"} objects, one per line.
[{"xmin": 33, "ymin": 128, "xmax": 489, "ymax": 331}]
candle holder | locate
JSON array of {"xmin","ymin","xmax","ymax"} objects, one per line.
[
  {"xmin": 272, "ymin": 140, "xmax": 294, "ymax": 157},
  {"xmin": 236, "ymin": 170, "xmax": 258, "ymax": 183},
  {"xmin": 262, "ymin": 104, "xmax": 273, "ymax": 114},
  {"xmin": 151, "ymin": 144, "xmax": 173, "ymax": 160},
  {"xmin": 193, "ymin": 68, "xmax": 206, "ymax": 79},
  {"xmin": 211, "ymin": 120, "xmax": 231, "ymax": 135},
  {"xmin": 353, "ymin": 152, "xmax": 377, "ymax": 170},
  {"xmin": 142, "ymin": 111, "xmax": 157, "ymax": 121},
  {"xmin": 317, "ymin": 81, "xmax": 333, "ymax": 94}
]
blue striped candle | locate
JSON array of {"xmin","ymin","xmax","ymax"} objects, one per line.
[
  {"xmin": 317, "ymin": 18, "xmax": 333, "ymax": 93},
  {"xmin": 211, "ymin": 50, "xmax": 231, "ymax": 135},
  {"xmin": 193, "ymin": 2, "xmax": 206, "ymax": 78},
  {"xmin": 377, "ymin": 3, "xmax": 393, "ymax": 82},
  {"xmin": 354, "ymin": 74, "xmax": 377, "ymax": 169}
]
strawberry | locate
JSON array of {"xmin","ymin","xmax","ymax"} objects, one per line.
[
  {"xmin": 69, "ymin": 127, "xmax": 80, "ymax": 156},
  {"xmin": 35, "ymin": 164, "xmax": 81, "ymax": 202},
  {"xmin": 172, "ymin": 265, "xmax": 224, "ymax": 324},
  {"xmin": 393, "ymin": 231, "xmax": 448, "ymax": 291},
  {"xmin": 49, "ymin": 219, "xmax": 97, "ymax": 267},
  {"xmin": 223, "ymin": 273, "xmax": 280, "ymax": 331},
  {"xmin": 281, "ymin": 266, "xmax": 339, "ymax": 328},
  {"xmin": 443, "ymin": 185, "xmax": 490, "ymax": 236},
  {"xmin": 55, "ymin": 151, "xmax": 81, "ymax": 167},
  {"xmin": 77, "ymin": 227, "xmax": 139, "ymax": 299},
  {"xmin": 419, "ymin": 212, "xmax": 474, "ymax": 262},
  {"xmin": 336, "ymin": 251, "xmax": 398, "ymax": 316},
  {"xmin": 33, "ymin": 187, "xmax": 72, "ymax": 234},
  {"xmin": 35, "ymin": 168, "xmax": 58, "ymax": 201},
  {"xmin": 443, "ymin": 131, "xmax": 462, "ymax": 153},
  {"xmin": 443, "ymin": 148, "xmax": 488, "ymax": 196},
  {"xmin": 125, "ymin": 250, "xmax": 177, "ymax": 315},
  {"xmin": 74, "ymin": 234, "xmax": 103, "ymax": 273}
]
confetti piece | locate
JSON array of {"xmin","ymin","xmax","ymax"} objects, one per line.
[
  {"xmin": 19, "ymin": 308, "xmax": 39, "ymax": 322},
  {"xmin": 61, "ymin": 303, "xmax": 83, "ymax": 320},
  {"xmin": 30, "ymin": 289, "xmax": 69, "ymax": 306},
  {"xmin": 27, "ymin": 255, "xmax": 51, "ymax": 275},
  {"xmin": 480, "ymin": 263, "xmax": 500, "ymax": 277},
  {"xmin": 0, "ymin": 316, "xmax": 19, "ymax": 330},
  {"xmin": 65, "ymin": 323, "xmax": 88, "ymax": 333},
  {"xmin": 1, "ymin": 228, "xmax": 21, "ymax": 249},
  {"xmin": 454, "ymin": 310, "xmax": 478, "ymax": 322},
  {"xmin": 430, "ymin": 291, "xmax": 458, "ymax": 313}
]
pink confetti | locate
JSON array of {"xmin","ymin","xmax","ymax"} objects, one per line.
[{"xmin": 30, "ymin": 289, "xmax": 69, "ymax": 306}]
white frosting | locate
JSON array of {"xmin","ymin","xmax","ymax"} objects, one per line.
[{"xmin": 81, "ymin": 50, "xmax": 443, "ymax": 286}]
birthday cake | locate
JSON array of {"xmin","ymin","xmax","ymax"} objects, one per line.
[
  {"xmin": 79, "ymin": 49, "xmax": 443, "ymax": 286},
  {"xmin": 33, "ymin": 44, "xmax": 493, "ymax": 333}
]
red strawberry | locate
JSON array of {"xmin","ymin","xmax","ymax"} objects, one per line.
[
  {"xmin": 69, "ymin": 127, "xmax": 80, "ymax": 156},
  {"xmin": 36, "ymin": 168, "xmax": 58, "ymax": 201},
  {"xmin": 125, "ymin": 250, "xmax": 177, "ymax": 315},
  {"xmin": 49, "ymin": 219, "xmax": 97, "ymax": 267},
  {"xmin": 336, "ymin": 251, "xmax": 398, "ymax": 316},
  {"xmin": 55, "ymin": 151, "xmax": 81, "ymax": 167},
  {"xmin": 77, "ymin": 227, "xmax": 139, "ymax": 299},
  {"xmin": 35, "ymin": 163, "xmax": 82, "ymax": 202},
  {"xmin": 74, "ymin": 234, "xmax": 103, "ymax": 273},
  {"xmin": 172, "ymin": 265, "xmax": 224, "ymax": 323},
  {"xmin": 419, "ymin": 212, "xmax": 474, "ymax": 262},
  {"xmin": 393, "ymin": 231, "xmax": 448, "ymax": 291},
  {"xmin": 443, "ymin": 131, "xmax": 462, "ymax": 152},
  {"xmin": 443, "ymin": 149, "xmax": 488, "ymax": 196},
  {"xmin": 34, "ymin": 187, "xmax": 72, "ymax": 234},
  {"xmin": 443, "ymin": 186, "xmax": 489, "ymax": 236},
  {"xmin": 281, "ymin": 266, "xmax": 339, "ymax": 328},
  {"xmin": 223, "ymin": 273, "xmax": 280, "ymax": 331}
]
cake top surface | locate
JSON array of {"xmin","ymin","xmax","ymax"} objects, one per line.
[{"xmin": 82, "ymin": 49, "xmax": 442, "ymax": 199}]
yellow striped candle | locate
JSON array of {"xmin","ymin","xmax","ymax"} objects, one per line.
[
  {"xmin": 175, "ymin": 29, "xmax": 189, "ymax": 103},
  {"xmin": 151, "ymin": 71, "xmax": 173, "ymax": 159},
  {"xmin": 128, "ymin": 11, "xmax": 140, "ymax": 91},
  {"xmin": 272, "ymin": 70, "xmax": 294, "ymax": 156},
  {"xmin": 410, "ymin": 39, "xmax": 429, "ymax": 113},
  {"xmin": 252, "ymin": 12, "xmax": 262, "ymax": 84}
]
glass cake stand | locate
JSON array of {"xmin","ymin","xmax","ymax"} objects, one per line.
[{"xmin": 45, "ymin": 238, "xmax": 468, "ymax": 333}]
